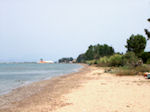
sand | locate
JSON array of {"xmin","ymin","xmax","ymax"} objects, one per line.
[{"xmin": 0, "ymin": 65, "xmax": 150, "ymax": 112}]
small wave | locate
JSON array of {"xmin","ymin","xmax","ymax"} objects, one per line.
[{"xmin": 0, "ymin": 64, "xmax": 82, "ymax": 95}]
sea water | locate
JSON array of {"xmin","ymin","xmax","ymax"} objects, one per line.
[{"xmin": 0, "ymin": 63, "xmax": 82, "ymax": 95}]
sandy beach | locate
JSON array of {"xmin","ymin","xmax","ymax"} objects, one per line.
[{"xmin": 0, "ymin": 65, "xmax": 150, "ymax": 112}]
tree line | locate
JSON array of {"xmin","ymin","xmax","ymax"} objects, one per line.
[
  {"xmin": 58, "ymin": 57, "xmax": 73, "ymax": 63},
  {"xmin": 77, "ymin": 44, "xmax": 114, "ymax": 63},
  {"xmin": 77, "ymin": 18, "xmax": 150, "ymax": 65}
]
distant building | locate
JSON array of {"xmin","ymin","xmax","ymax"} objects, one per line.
[
  {"xmin": 72, "ymin": 59, "xmax": 76, "ymax": 63},
  {"xmin": 38, "ymin": 58, "xmax": 54, "ymax": 64}
]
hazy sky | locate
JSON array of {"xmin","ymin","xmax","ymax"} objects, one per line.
[{"xmin": 0, "ymin": 0, "xmax": 150, "ymax": 62}]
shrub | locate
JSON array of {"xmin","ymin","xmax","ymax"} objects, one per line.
[
  {"xmin": 114, "ymin": 65, "xmax": 150, "ymax": 76},
  {"xmin": 97, "ymin": 52, "xmax": 141, "ymax": 67},
  {"xmin": 86, "ymin": 60, "xmax": 97, "ymax": 65},
  {"xmin": 109, "ymin": 54, "xmax": 123, "ymax": 66},
  {"xmin": 140, "ymin": 52, "xmax": 150, "ymax": 63},
  {"xmin": 97, "ymin": 56, "xmax": 110, "ymax": 66},
  {"xmin": 97, "ymin": 54, "xmax": 123, "ymax": 67},
  {"xmin": 116, "ymin": 69, "xmax": 137, "ymax": 76},
  {"xmin": 135, "ymin": 65, "xmax": 150, "ymax": 72},
  {"xmin": 122, "ymin": 52, "xmax": 139, "ymax": 67},
  {"xmin": 146, "ymin": 58, "xmax": 150, "ymax": 64}
]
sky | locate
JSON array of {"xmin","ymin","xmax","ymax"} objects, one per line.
[{"xmin": 0, "ymin": 0, "xmax": 150, "ymax": 62}]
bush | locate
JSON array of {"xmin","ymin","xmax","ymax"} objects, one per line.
[
  {"xmin": 146, "ymin": 58, "xmax": 150, "ymax": 64},
  {"xmin": 109, "ymin": 54, "xmax": 123, "ymax": 66},
  {"xmin": 97, "ymin": 56, "xmax": 110, "ymax": 66},
  {"xmin": 114, "ymin": 65, "xmax": 150, "ymax": 76},
  {"xmin": 97, "ymin": 52, "xmax": 141, "ymax": 67},
  {"xmin": 122, "ymin": 52, "xmax": 139, "ymax": 67},
  {"xmin": 86, "ymin": 60, "xmax": 97, "ymax": 65},
  {"xmin": 135, "ymin": 65, "xmax": 150, "ymax": 72},
  {"xmin": 140, "ymin": 52, "xmax": 150, "ymax": 63},
  {"xmin": 97, "ymin": 54, "xmax": 123, "ymax": 67},
  {"xmin": 116, "ymin": 69, "xmax": 137, "ymax": 76}
]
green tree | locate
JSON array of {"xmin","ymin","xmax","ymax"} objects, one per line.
[
  {"xmin": 140, "ymin": 52, "xmax": 150, "ymax": 63},
  {"xmin": 58, "ymin": 57, "xmax": 73, "ymax": 63},
  {"xmin": 125, "ymin": 34, "xmax": 147, "ymax": 56},
  {"xmin": 144, "ymin": 18, "xmax": 150, "ymax": 40},
  {"xmin": 85, "ymin": 45, "xmax": 95, "ymax": 60},
  {"xmin": 76, "ymin": 44, "xmax": 115, "ymax": 62},
  {"xmin": 76, "ymin": 53, "xmax": 86, "ymax": 63},
  {"xmin": 122, "ymin": 52, "xmax": 139, "ymax": 67},
  {"xmin": 99, "ymin": 44, "xmax": 114, "ymax": 57},
  {"xmin": 85, "ymin": 44, "xmax": 114, "ymax": 60}
]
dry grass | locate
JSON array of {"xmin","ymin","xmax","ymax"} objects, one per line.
[{"xmin": 104, "ymin": 65, "xmax": 150, "ymax": 76}]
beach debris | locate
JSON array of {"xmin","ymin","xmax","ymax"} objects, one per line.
[
  {"xmin": 144, "ymin": 72, "xmax": 150, "ymax": 79},
  {"xmin": 104, "ymin": 68, "xmax": 112, "ymax": 73},
  {"xmin": 147, "ymin": 74, "xmax": 150, "ymax": 79},
  {"xmin": 126, "ymin": 105, "xmax": 130, "ymax": 108},
  {"xmin": 144, "ymin": 72, "xmax": 148, "ymax": 77}
]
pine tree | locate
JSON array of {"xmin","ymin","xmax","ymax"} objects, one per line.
[{"xmin": 144, "ymin": 18, "xmax": 150, "ymax": 40}]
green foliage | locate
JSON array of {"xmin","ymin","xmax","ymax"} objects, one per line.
[
  {"xmin": 144, "ymin": 18, "xmax": 150, "ymax": 40},
  {"xmin": 109, "ymin": 54, "xmax": 123, "ymax": 66},
  {"xmin": 76, "ymin": 44, "xmax": 114, "ymax": 62},
  {"xmin": 114, "ymin": 65, "xmax": 150, "ymax": 76},
  {"xmin": 140, "ymin": 52, "xmax": 150, "ymax": 63},
  {"xmin": 97, "ymin": 56, "xmax": 110, "ymax": 66},
  {"xmin": 110, "ymin": 65, "xmax": 150, "ymax": 76},
  {"xmin": 85, "ymin": 45, "xmax": 95, "ymax": 60},
  {"xmin": 97, "ymin": 52, "xmax": 140, "ymax": 67},
  {"xmin": 135, "ymin": 65, "xmax": 150, "ymax": 73},
  {"xmin": 146, "ymin": 58, "xmax": 150, "ymax": 64},
  {"xmin": 125, "ymin": 34, "xmax": 147, "ymax": 56},
  {"xmin": 97, "ymin": 54, "xmax": 123, "ymax": 67},
  {"xmin": 76, "ymin": 53, "xmax": 86, "ymax": 63},
  {"xmin": 122, "ymin": 52, "xmax": 139, "ymax": 67},
  {"xmin": 85, "ymin": 44, "xmax": 115, "ymax": 60},
  {"xmin": 86, "ymin": 60, "xmax": 97, "ymax": 65},
  {"xmin": 95, "ymin": 44, "xmax": 114, "ymax": 58},
  {"xmin": 58, "ymin": 57, "xmax": 73, "ymax": 63},
  {"xmin": 145, "ymin": 29, "xmax": 150, "ymax": 40}
]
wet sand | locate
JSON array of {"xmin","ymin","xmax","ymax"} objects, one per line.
[{"xmin": 1, "ymin": 65, "xmax": 150, "ymax": 112}]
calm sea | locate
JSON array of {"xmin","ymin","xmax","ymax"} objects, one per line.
[{"xmin": 0, "ymin": 63, "xmax": 82, "ymax": 95}]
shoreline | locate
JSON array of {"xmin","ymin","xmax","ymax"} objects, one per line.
[
  {"xmin": 1, "ymin": 65, "xmax": 150, "ymax": 112},
  {"xmin": 0, "ymin": 63, "xmax": 83, "ymax": 96},
  {"xmin": 0, "ymin": 64, "xmax": 89, "ymax": 112},
  {"xmin": 0, "ymin": 63, "xmax": 84, "ymax": 96}
]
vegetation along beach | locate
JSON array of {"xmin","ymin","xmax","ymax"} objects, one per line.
[{"xmin": 0, "ymin": 0, "xmax": 150, "ymax": 112}]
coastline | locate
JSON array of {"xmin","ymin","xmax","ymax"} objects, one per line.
[
  {"xmin": 1, "ymin": 65, "xmax": 150, "ymax": 112},
  {"xmin": 0, "ymin": 64, "xmax": 89, "ymax": 112},
  {"xmin": 0, "ymin": 63, "xmax": 83, "ymax": 96}
]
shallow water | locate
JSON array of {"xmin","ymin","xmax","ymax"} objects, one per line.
[{"xmin": 0, "ymin": 63, "xmax": 82, "ymax": 95}]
